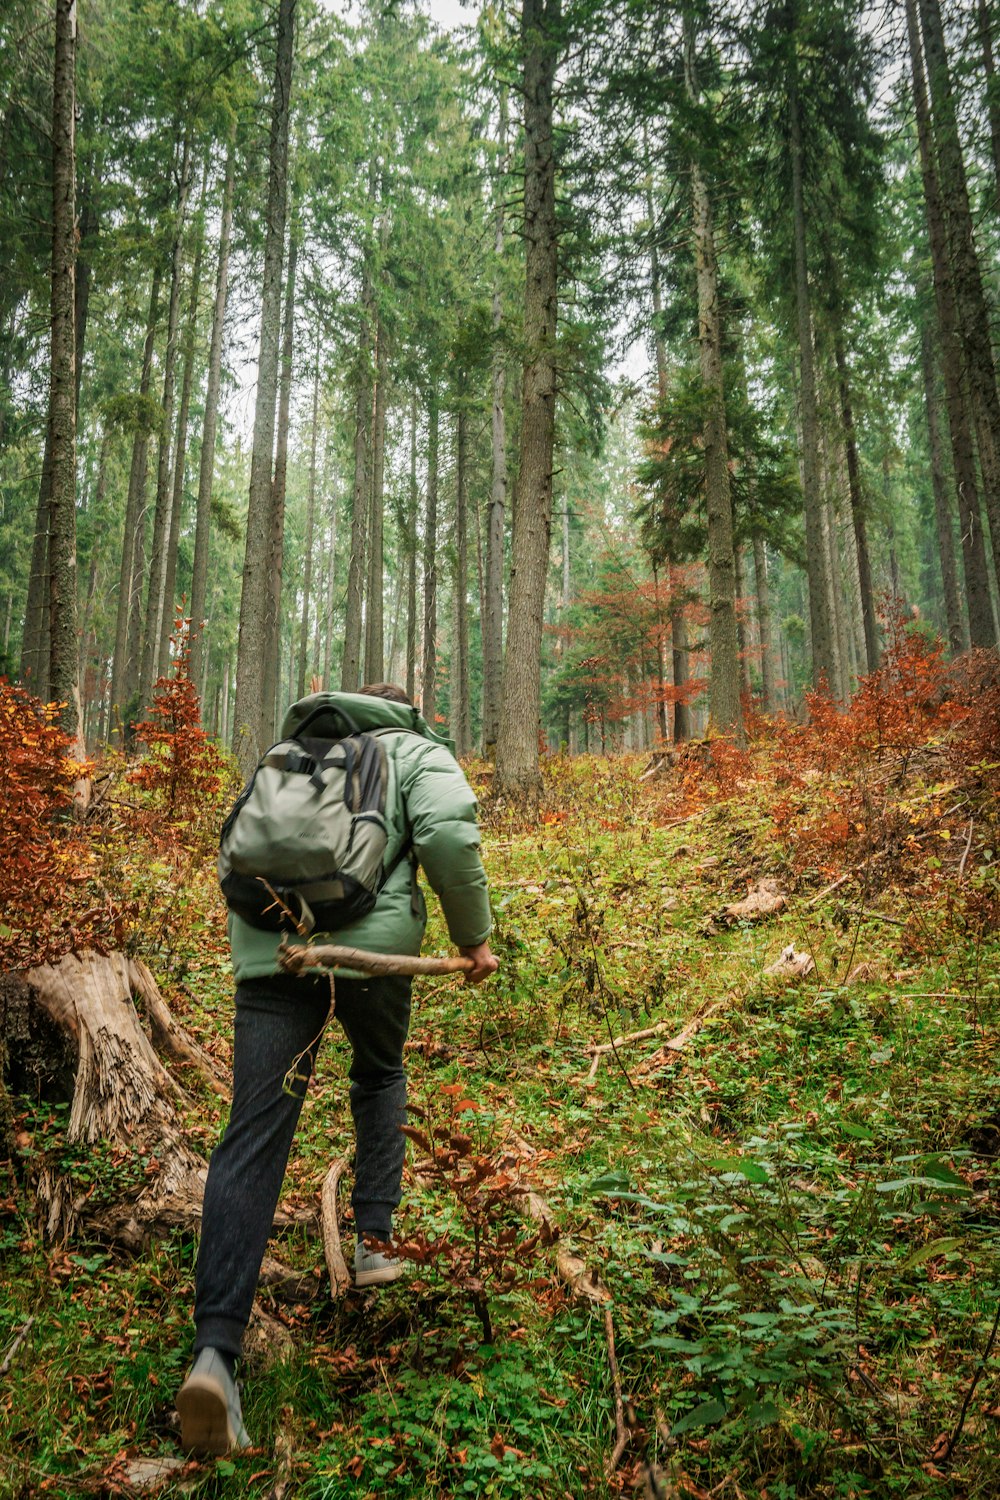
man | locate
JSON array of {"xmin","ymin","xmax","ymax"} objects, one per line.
[{"xmin": 176, "ymin": 684, "xmax": 498, "ymax": 1456}]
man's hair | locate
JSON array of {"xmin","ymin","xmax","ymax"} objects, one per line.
[{"xmin": 359, "ymin": 682, "xmax": 412, "ymax": 706}]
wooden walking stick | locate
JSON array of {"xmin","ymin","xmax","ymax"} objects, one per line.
[{"xmin": 277, "ymin": 940, "xmax": 475, "ymax": 978}]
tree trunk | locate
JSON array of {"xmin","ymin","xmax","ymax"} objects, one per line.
[
  {"xmin": 788, "ymin": 15, "xmax": 836, "ymax": 691},
  {"xmin": 365, "ymin": 318, "xmax": 388, "ymax": 685},
  {"xmin": 920, "ymin": 320, "xmax": 966, "ymax": 655},
  {"xmin": 919, "ymin": 0, "xmax": 1000, "ymax": 597},
  {"xmin": 751, "ymin": 536, "xmax": 776, "ymax": 712},
  {"xmin": 979, "ymin": 0, "xmax": 1000, "ymax": 217},
  {"xmin": 341, "ymin": 280, "xmax": 374, "ymax": 694},
  {"xmin": 833, "ymin": 331, "xmax": 879, "ymax": 672},
  {"xmin": 685, "ymin": 9, "xmax": 742, "ymax": 742},
  {"xmin": 906, "ymin": 0, "xmax": 997, "ymax": 647},
  {"xmin": 190, "ymin": 132, "xmax": 235, "ymax": 695},
  {"xmin": 483, "ymin": 87, "xmax": 508, "ymax": 758},
  {"xmin": 140, "ymin": 129, "xmax": 193, "ymax": 710},
  {"xmin": 232, "ymin": 0, "xmax": 296, "ymax": 774},
  {"xmin": 20, "ymin": 434, "xmax": 52, "ymax": 697},
  {"xmin": 406, "ymin": 391, "xmax": 418, "ymax": 704},
  {"xmin": 108, "ymin": 267, "xmax": 161, "ymax": 739},
  {"xmin": 159, "ymin": 162, "xmax": 208, "ymax": 683},
  {"xmin": 47, "ymin": 0, "xmax": 78, "ymax": 737},
  {"xmin": 297, "ymin": 332, "xmax": 321, "ymax": 700},
  {"xmin": 495, "ymin": 0, "xmax": 561, "ymax": 801},
  {"xmin": 421, "ymin": 388, "xmax": 439, "ymax": 725},
  {"xmin": 323, "ymin": 464, "xmax": 337, "ymax": 688},
  {"xmin": 454, "ymin": 404, "xmax": 471, "ymax": 755},
  {"xmin": 263, "ymin": 227, "xmax": 297, "ymax": 739}
]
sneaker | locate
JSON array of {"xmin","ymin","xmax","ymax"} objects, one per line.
[
  {"xmin": 354, "ymin": 1241, "xmax": 403, "ymax": 1288},
  {"xmin": 176, "ymin": 1347, "xmax": 251, "ymax": 1457}
]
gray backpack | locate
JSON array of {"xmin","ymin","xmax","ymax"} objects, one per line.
[{"xmin": 218, "ymin": 699, "xmax": 409, "ymax": 935}]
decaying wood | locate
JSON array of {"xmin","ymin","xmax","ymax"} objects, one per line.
[
  {"xmin": 603, "ymin": 1305, "xmax": 629, "ymax": 1478},
  {"xmin": 119, "ymin": 1456, "xmax": 190, "ymax": 1491},
  {"xmin": 513, "ymin": 1187, "xmax": 612, "ymax": 1305},
  {"xmin": 129, "ymin": 958, "xmax": 230, "ymax": 1098},
  {"xmin": 24, "ymin": 950, "xmax": 209, "ymax": 1242},
  {"xmin": 585, "ymin": 1000, "xmax": 723, "ymax": 1083},
  {"xmin": 586, "ymin": 1000, "xmax": 723, "ymax": 1059},
  {"xmin": 320, "ymin": 1155, "xmax": 352, "ymax": 1298},
  {"xmin": 764, "ymin": 944, "xmax": 815, "ymax": 979},
  {"xmin": 279, "ymin": 941, "xmax": 473, "ymax": 978},
  {"xmin": 266, "ymin": 1408, "xmax": 298, "ymax": 1500},
  {"xmin": 807, "ymin": 872, "xmax": 852, "ymax": 907},
  {"xmin": 16, "ymin": 949, "xmax": 308, "ymax": 1250},
  {"xmin": 259, "ymin": 1255, "xmax": 320, "ymax": 1303},
  {"xmin": 0, "ymin": 1317, "xmax": 35, "ymax": 1378},
  {"xmin": 243, "ymin": 1303, "xmax": 295, "ymax": 1369},
  {"xmin": 715, "ymin": 877, "xmax": 786, "ymax": 927}
]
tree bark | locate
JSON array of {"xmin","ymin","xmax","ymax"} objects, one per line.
[
  {"xmin": 833, "ymin": 331, "xmax": 879, "ymax": 672},
  {"xmin": 109, "ymin": 267, "xmax": 162, "ymax": 739},
  {"xmin": 482, "ymin": 87, "xmax": 508, "ymax": 758},
  {"xmin": 495, "ymin": 0, "xmax": 561, "ymax": 800},
  {"xmin": 365, "ymin": 318, "xmax": 388, "ymax": 685},
  {"xmin": 787, "ymin": 8, "xmax": 836, "ymax": 691},
  {"xmin": 906, "ymin": 0, "xmax": 997, "ymax": 647},
  {"xmin": 20, "ymin": 435, "xmax": 52, "ymax": 697},
  {"xmin": 406, "ymin": 390, "xmax": 418, "ymax": 704},
  {"xmin": 341, "ymin": 278, "xmax": 374, "ymax": 694},
  {"xmin": 190, "ymin": 132, "xmax": 235, "ymax": 694},
  {"xmin": 47, "ymin": 0, "xmax": 79, "ymax": 737},
  {"xmin": 685, "ymin": 9, "xmax": 742, "ymax": 742},
  {"xmin": 979, "ymin": 0, "xmax": 1000, "ymax": 217},
  {"xmin": 421, "ymin": 387, "xmax": 440, "ymax": 725},
  {"xmin": 159, "ymin": 162, "xmax": 208, "ymax": 683},
  {"xmin": 751, "ymin": 535, "xmax": 777, "ymax": 711},
  {"xmin": 232, "ymin": 0, "xmax": 296, "ymax": 774},
  {"xmin": 454, "ymin": 404, "xmax": 471, "ymax": 755},
  {"xmin": 919, "ymin": 0, "xmax": 1000, "ymax": 598},
  {"xmin": 263, "ymin": 227, "xmax": 298, "ymax": 740},
  {"xmin": 297, "ymin": 331, "xmax": 321, "ymax": 700},
  {"xmin": 920, "ymin": 320, "xmax": 966, "ymax": 655},
  {"xmin": 140, "ymin": 129, "xmax": 193, "ymax": 710}
]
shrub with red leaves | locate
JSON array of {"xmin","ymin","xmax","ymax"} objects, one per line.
[
  {"xmin": 0, "ymin": 681, "xmax": 107, "ymax": 967},
  {"xmin": 129, "ymin": 619, "xmax": 226, "ymax": 846}
]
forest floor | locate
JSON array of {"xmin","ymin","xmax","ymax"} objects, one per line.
[{"xmin": 3, "ymin": 674, "xmax": 1000, "ymax": 1498}]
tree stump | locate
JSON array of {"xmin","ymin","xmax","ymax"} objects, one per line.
[{"xmin": 19, "ymin": 950, "xmax": 210, "ymax": 1244}]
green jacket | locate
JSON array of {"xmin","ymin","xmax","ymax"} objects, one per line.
[{"xmin": 227, "ymin": 691, "xmax": 492, "ymax": 981}]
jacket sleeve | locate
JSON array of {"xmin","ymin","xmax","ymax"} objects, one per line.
[{"xmin": 400, "ymin": 741, "xmax": 492, "ymax": 948}]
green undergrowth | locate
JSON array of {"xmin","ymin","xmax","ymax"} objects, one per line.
[{"xmin": 3, "ymin": 750, "xmax": 1000, "ymax": 1498}]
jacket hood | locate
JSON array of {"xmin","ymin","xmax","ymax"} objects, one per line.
[{"xmin": 280, "ymin": 691, "xmax": 454, "ymax": 752}]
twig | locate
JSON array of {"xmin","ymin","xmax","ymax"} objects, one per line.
[
  {"xmin": 586, "ymin": 1000, "xmax": 723, "ymax": 1058},
  {"xmin": 807, "ymin": 872, "xmax": 852, "ymax": 907},
  {"xmin": 942, "ymin": 1297, "xmax": 1000, "ymax": 1463},
  {"xmin": 320, "ymin": 1157, "xmax": 352, "ymax": 1298},
  {"xmin": 0, "ymin": 1317, "xmax": 35, "ymax": 1378},
  {"xmin": 279, "ymin": 941, "xmax": 473, "ymax": 978},
  {"xmin": 844, "ymin": 907, "xmax": 906, "ymax": 927},
  {"xmin": 958, "ymin": 818, "xmax": 975, "ymax": 881},
  {"xmin": 603, "ymin": 1306, "xmax": 629, "ymax": 1478}
]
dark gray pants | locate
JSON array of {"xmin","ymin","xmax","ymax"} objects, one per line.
[{"xmin": 193, "ymin": 971, "xmax": 412, "ymax": 1360}]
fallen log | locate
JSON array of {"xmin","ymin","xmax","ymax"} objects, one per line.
[{"xmin": 279, "ymin": 941, "xmax": 473, "ymax": 978}]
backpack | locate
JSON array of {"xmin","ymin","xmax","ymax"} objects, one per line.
[{"xmin": 218, "ymin": 698, "xmax": 411, "ymax": 936}]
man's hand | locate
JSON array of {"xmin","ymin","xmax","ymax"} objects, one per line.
[{"xmin": 458, "ymin": 941, "xmax": 499, "ymax": 984}]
